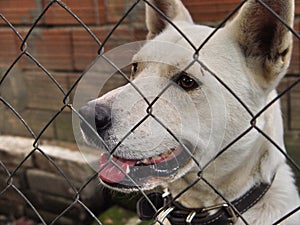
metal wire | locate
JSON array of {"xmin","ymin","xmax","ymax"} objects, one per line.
[{"xmin": 0, "ymin": 0, "xmax": 299, "ymax": 224}]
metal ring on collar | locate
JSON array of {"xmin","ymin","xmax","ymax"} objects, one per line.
[
  {"xmin": 157, "ymin": 207, "xmax": 175, "ymax": 224},
  {"xmin": 186, "ymin": 211, "xmax": 197, "ymax": 225}
]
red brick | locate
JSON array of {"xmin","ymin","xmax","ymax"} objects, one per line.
[
  {"xmin": 104, "ymin": 0, "xmax": 145, "ymax": 25},
  {"xmin": 290, "ymin": 51, "xmax": 300, "ymax": 75},
  {"xmin": 290, "ymin": 77, "xmax": 300, "ymax": 130},
  {"xmin": 289, "ymin": 18, "xmax": 300, "ymax": 74},
  {"xmin": 0, "ymin": 0, "xmax": 41, "ymax": 25},
  {"xmin": 42, "ymin": 0, "xmax": 103, "ymax": 25},
  {"xmin": 0, "ymin": 29, "xmax": 21, "ymax": 67},
  {"xmin": 296, "ymin": 0, "xmax": 300, "ymax": 15},
  {"xmin": 184, "ymin": 0, "xmax": 241, "ymax": 22},
  {"xmin": 133, "ymin": 25, "xmax": 148, "ymax": 41},
  {"xmin": 184, "ymin": 0, "xmax": 300, "ymax": 22},
  {"xmin": 105, "ymin": 0, "xmax": 128, "ymax": 24},
  {"xmin": 98, "ymin": 0, "xmax": 106, "ymax": 24},
  {"xmin": 277, "ymin": 78, "xmax": 291, "ymax": 130},
  {"xmin": 106, "ymin": 25, "xmax": 136, "ymax": 47},
  {"xmin": 19, "ymin": 28, "xmax": 73, "ymax": 71},
  {"xmin": 72, "ymin": 27, "xmax": 107, "ymax": 71},
  {"xmin": 72, "ymin": 25, "xmax": 136, "ymax": 71}
]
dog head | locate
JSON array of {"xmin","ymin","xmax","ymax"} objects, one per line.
[{"xmin": 79, "ymin": 0, "xmax": 294, "ymax": 192}]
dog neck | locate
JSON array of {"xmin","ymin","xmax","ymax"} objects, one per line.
[
  {"xmin": 168, "ymin": 91, "xmax": 284, "ymax": 209},
  {"xmin": 167, "ymin": 167, "xmax": 263, "ymax": 209},
  {"xmin": 168, "ymin": 142, "xmax": 277, "ymax": 209},
  {"xmin": 137, "ymin": 168, "xmax": 275, "ymax": 224}
]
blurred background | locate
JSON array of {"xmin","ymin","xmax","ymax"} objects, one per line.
[{"xmin": 0, "ymin": 1, "xmax": 299, "ymax": 225}]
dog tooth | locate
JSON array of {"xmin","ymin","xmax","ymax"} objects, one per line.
[
  {"xmin": 138, "ymin": 149, "xmax": 178, "ymax": 165},
  {"xmin": 161, "ymin": 150, "xmax": 172, "ymax": 158},
  {"xmin": 141, "ymin": 158, "xmax": 150, "ymax": 164},
  {"xmin": 126, "ymin": 165, "xmax": 130, "ymax": 174},
  {"xmin": 153, "ymin": 156, "xmax": 161, "ymax": 161}
]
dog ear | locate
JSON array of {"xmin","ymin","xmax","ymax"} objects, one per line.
[
  {"xmin": 229, "ymin": 0, "xmax": 294, "ymax": 90},
  {"xmin": 146, "ymin": 0, "xmax": 193, "ymax": 39}
]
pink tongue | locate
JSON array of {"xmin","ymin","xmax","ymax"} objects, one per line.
[{"xmin": 99, "ymin": 153, "xmax": 137, "ymax": 184}]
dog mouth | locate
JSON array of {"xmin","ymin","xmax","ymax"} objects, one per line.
[{"xmin": 98, "ymin": 146, "xmax": 191, "ymax": 189}]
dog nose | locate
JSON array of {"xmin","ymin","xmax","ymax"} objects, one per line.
[{"xmin": 79, "ymin": 103, "xmax": 112, "ymax": 134}]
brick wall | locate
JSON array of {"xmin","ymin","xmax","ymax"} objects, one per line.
[
  {"xmin": 0, "ymin": 0, "xmax": 299, "ymax": 143},
  {"xmin": 0, "ymin": 136, "xmax": 106, "ymax": 224},
  {"xmin": 0, "ymin": 1, "xmax": 300, "ymax": 224}
]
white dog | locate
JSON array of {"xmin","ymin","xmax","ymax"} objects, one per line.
[{"xmin": 79, "ymin": 0, "xmax": 300, "ymax": 224}]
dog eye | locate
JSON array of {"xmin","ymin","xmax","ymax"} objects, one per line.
[
  {"xmin": 176, "ymin": 73, "xmax": 199, "ymax": 91},
  {"xmin": 130, "ymin": 63, "xmax": 138, "ymax": 80}
]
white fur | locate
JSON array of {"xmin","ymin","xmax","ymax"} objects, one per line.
[{"xmin": 85, "ymin": 0, "xmax": 300, "ymax": 224}]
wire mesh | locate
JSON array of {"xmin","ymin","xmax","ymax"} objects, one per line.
[{"xmin": 0, "ymin": 0, "xmax": 299, "ymax": 225}]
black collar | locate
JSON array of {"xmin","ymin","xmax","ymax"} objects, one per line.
[{"xmin": 137, "ymin": 180, "xmax": 273, "ymax": 225}]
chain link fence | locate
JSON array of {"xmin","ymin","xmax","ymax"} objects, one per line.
[{"xmin": 0, "ymin": 0, "xmax": 300, "ymax": 224}]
